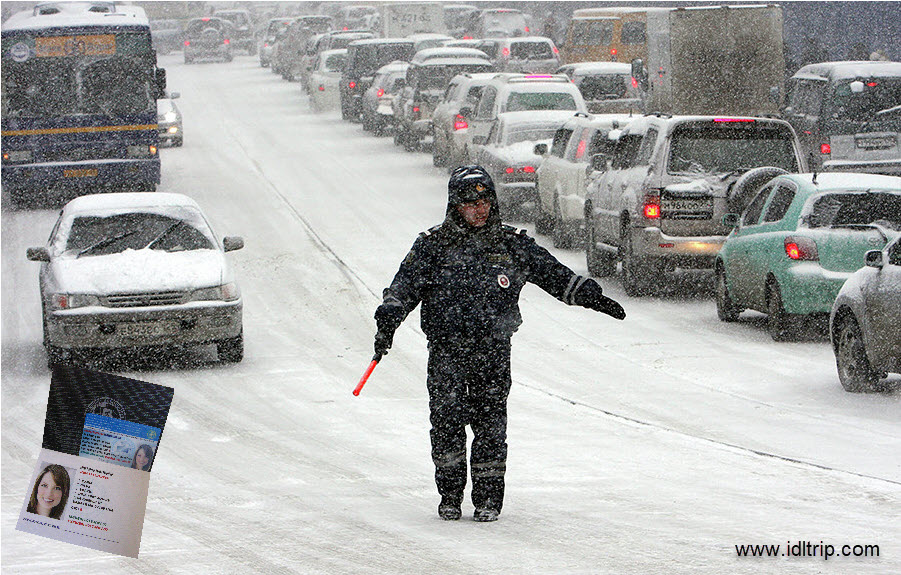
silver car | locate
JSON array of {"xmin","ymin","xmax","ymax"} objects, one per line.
[
  {"xmin": 156, "ymin": 93, "xmax": 183, "ymax": 147},
  {"xmin": 27, "ymin": 193, "xmax": 245, "ymax": 365},
  {"xmin": 830, "ymin": 235, "xmax": 901, "ymax": 392}
]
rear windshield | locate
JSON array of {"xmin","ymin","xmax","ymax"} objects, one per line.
[
  {"xmin": 186, "ymin": 19, "xmax": 227, "ymax": 35},
  {"xmin": 505, "ymin": 91, "xmax": 578, "ymax": 112},
  {"xmin": 825, "ymin": 78, "xmax": 901, "ymax": 123},
  {"xmin": 578, "ymin": 74, "xmax": 629, "ymax": 100},
  {"xmin": 502, "ymin": 125, "xmax": 557, "ymax": 146},
  {"xmin": 570, "ymin": 20, "xmax": 613, "ymax": 46},
  {"xmin": 804, "ymin": 191, "xmax": 901, "ymax": 230},
  {"xmin": 419, "ymin": 65, "xmax": 493, "ymax": 90},
  {"xmin": 350, "ymin": 44, "xmax": 413, "ymax": 74},
  {"xmin": 667, "ymin": 122, "xmax": 800, "ymax": 175},
  {"xmin": 510, "ymin": 42, "xmax": 553, "ymax": 60}
]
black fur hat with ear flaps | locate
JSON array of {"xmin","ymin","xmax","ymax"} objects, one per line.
[{"xmin": 444, "ymin": 165, "xmax": 503, "ymax": 233}]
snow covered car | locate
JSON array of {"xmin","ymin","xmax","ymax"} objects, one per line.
[
  {"xmin": 493, "ymin": 36, "xmax": 561, "ymax": 74},
  {"xmin": 830, "ymin": 235, "xmax": 901, "ymax": 392},
  {"xmin": 26, "ymin": 193, "xmax": 245, "ymax": 364},
  {"xmin": 471, "ymin": 110, "xmax": 576, "ymax": 218},
  {"xmin": 309, "ymin": 49, "xmax": 347, "ymax": 113},
  {"xmin": 716, "ymin": 172, "xmax": 901, "ymax": 340},
  {"xmin": 156, "ymin": 93, "xmax": 183, "ymax": 147},
  {"xmin": 258, "ymin": 17, "xmax": 293, "ymax": 67},
  {"xmin": 431, "ymin": 72, "xmax": 496, "ymax": 168}
]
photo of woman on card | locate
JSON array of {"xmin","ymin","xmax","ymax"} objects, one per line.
[
  {"xmin": 131, "ymin": 444, "xmax": 154, "ymax": 471},
  {"xmin": 26, "ymin": 464, "xmax": 70, "ymax": 519}
]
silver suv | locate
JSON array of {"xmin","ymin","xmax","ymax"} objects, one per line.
[{"xmin": 584, "ymin": 115, "xmax": 805, "ymax": 295}]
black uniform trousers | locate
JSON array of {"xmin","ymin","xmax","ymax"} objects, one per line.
[{"xmin": 426, "ymin": 336, "xmax": 512, "ymax": 512}]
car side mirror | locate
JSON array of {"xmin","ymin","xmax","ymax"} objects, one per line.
[
  {"xmin": 26, "ymin": 247, "xmax": 50, "ymax": 262},
  {"xmin": 590, "ymin": 153, "xmax": 609, "ymax": 172},
  {"xmin": 864, "ymin": 249, "xmax": 884, "ymax": 269},
  {"xmin": 722, "ymin": 213, "xmax": 740, "ymax": 228},
  {"xmin": 223, "ymin": 236, "xmax": 244, "ymax": 252},
  {"xmin": 534, "ymin": 143, "xmax": 548, "ymax": 156}
]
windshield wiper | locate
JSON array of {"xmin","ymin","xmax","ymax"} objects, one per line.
[
  {"xmin": 77, "ymin": 230, "xmax": 138, "ymax": 257},
  {"xmin": 145, "ymin": 220, "xmax": 185, "ymax": 250}
]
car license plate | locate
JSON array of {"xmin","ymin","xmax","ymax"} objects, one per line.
[
  {"xmin": 117, "ymin": 322, "xmax": 176, "ymax": 337},
  {"xmin": 855, "ymin": 135, "xmax": 895, "ymax": 149},
  {"xmin": 64, "ymin": 168, "xmax": 98, "ymax": 178},
  {"xmin": 663, "ymin": 198, "xmax": 713, "ymax": 211}
]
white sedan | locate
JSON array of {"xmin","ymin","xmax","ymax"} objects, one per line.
[{"xmin": 26, "ymin": 193, "xmax": 245, "ymax": 365}]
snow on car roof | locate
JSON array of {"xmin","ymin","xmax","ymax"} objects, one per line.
[
  {"xmin": 782, "ymin": 172, "xmax": 901, "ymax": 190},
  {"xmin": 561, "ymin": 62, "xmax": 632, "ymax": 75},
  {"xmin": 412, "ymin": 47, "xmax": 491, "ymax": 63},
  {"xmin": 61, "ymin": 193, "xmax": 203, "ymax": 215},
  {"xmin": 497, "ymin": 110, "xmax": 580, "ymax": 126},
  {"xmin": 793, "ymin": 61, "xmax": 901, "ymax": 81}
]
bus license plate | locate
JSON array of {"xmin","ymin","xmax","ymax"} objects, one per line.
[{"xmin": 64, "ymin": 169, "xmax": 98, "ymax": 178}]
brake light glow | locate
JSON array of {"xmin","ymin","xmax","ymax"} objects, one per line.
[
  {"xmin": 349, "ymin": 81, "xmax": 356, "ymax": 89},
  {"xmin": 223, "ymin": 39, "xmax": 230, "ymax": 45},
  {"xmin": 610, "ymin": 48, "xmax": 618, "ymax": 56},
  {"xmin": 643, "ymin": 194, "xmax": 661, "ymax": 219},
  {"xmin": 318, "ymin": 85, "xmax": 325, "ymax": 91},
  {"xmin": 553, "ymin": 46, "xmax": 559, "ymax": 54},
  {"xmin": 502, "ymin": 47, "xmax": 510, "ymax": 57},
  {"xmin": 377, "ymin": 88, "xmax": 385, "ymax": 97},
  {"xmin": 202, "ymin": 17, "xmax": 210, "ymax": 22},
  {"xmin": 525, "ymin": 27, "xmax": 530, "ymax": 33},
  {"xmin": 505, "ymin": 167, "xmax": 515, "ymax": 174},
  {"xmin": 523, "ymin": 165, "xmax": 535, "ymax": 173},
  {"xmin": 184, "ymin": 40, "xmax": 190, "ymax": 47},
  {"xmin": 713, "ymin": 118, "xmax": 755, "ymax": 122},
  {"xmin": 784, "ymin": 236, "xmax": 818, "ymax": 261},
  {"xmin": 453, "ymin": 114, "xmax": 468, "ymax": 130},
  {"xmin": 866, "ymin": 81, "xmax": 878, "ymax": 87},
  {"xmin": 413, "ymin": 106, "xmax": 420, "ymax": 113},
  {"xmin": 631, "ymin": 76, "xmax": 638, "ymax": 88},
  {"xmin": 820, "ymin": 143, "xmax": 831, "ymax": 154}
]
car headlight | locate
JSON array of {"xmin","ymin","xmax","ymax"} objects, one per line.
[
  {"xmin": 2, "ymin": 150, "xmax": 33, "ymax": 163},
  {"xmin": 163, "ymin": 111, "xmax": 178, "ymax": 123},
  {"xmin": 126, "ymin": 145, "xmax": 157, "ymax": 158},
  {"xmin": 50, "ymin": 293, "xmax": 101, "ymax": 310},
  {"xmin": 192, "ymin": 283, "xmax": 240, "ymax": 302}
]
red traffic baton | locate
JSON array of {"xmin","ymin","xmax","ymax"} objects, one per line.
[{"xmin": 353, "ymin": 355, "xmax": 381, "ymax": 396}]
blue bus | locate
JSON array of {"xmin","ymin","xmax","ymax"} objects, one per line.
[{"xmin": 2, "ymin": 2, "xmax": 167, "ymax": 207}]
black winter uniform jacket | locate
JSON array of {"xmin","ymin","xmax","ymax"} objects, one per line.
[{"xmin": 383, "ymin": 220, "xmax": 595, "ymax": 343}]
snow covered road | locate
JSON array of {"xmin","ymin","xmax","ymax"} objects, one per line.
[{"xmin": 2, "ymin": 54, "xmax": 899, "ymax": 574}]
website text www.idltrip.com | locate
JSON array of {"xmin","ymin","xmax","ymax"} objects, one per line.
[{"xmin": 735, "ymin": 540, "xmax": 880, "ymax": 560}]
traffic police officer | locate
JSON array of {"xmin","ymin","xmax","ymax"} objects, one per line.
[{"xmin": 374, "ymin": 165, "xmax": 626, "ymax": 522}]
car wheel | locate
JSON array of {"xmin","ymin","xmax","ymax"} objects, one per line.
[
  {"xmin": 403, "ymin": 130, "xmax": 417, "ymax": 152},
  {"xmin": 766, "ymin": 281, "xmax": 795, "ymax": 341},
  {"xmin": 552, "ymin": 196, "xmax": 571, "ymax": 249},
  {"xmin": 621, "ymin": 227, "xmax": 657, "ymax": 297},
  {"xmin": 835, "ymin": 315, "xmax": 879, "ymax": 392},
  {"xmin": 184, "ymin": 56, "xmax": 193, "ymax": 64},
  {"xmin": 534, "ymin": 184, "xmax": 552, "ymax": 235},
  {"xmin": 586, "ymin": 216, "xmax": 616, "ymax": 277},
  {"xmin": 715, "ymin": 265, "xmax": 742, "ymax": 322},
  {"xmin": 217, "ymin": 331, "xmax": 244, "ymax": 363}
]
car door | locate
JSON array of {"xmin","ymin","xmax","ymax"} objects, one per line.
[
  {"xmin": 595, "ymin": 132, "xmax": 642, "ymax": 244},
  {"xmin": 723, "ymin": 183, "xmax": 773, "ymax": 306},
  {"xmin": 785, "ymin": 78, "xmax": 827, "ymax": 160},
  {"xmin": 863, "ymin": 237, "xmax": 901, "ymax": 367},
  {"xmin": 538, "ymin": 125, "xmax": 575, "ymax": 217}
]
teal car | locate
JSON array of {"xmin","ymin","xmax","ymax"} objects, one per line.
[{"xmin": 715, "ymin": 172, "xmax": 901, "ymax": 340}]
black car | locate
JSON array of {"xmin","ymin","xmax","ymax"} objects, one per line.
[
  {"xmin": 340, "ymin": 38, "xmax": 415, "ymax": 122},
  {"xmin": 183, "ymin": 17, "xmax": 234, "ymax": 64}
]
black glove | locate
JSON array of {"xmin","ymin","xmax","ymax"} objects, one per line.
[
  {"xmin": 373, "ymin": 299, "xmax": 406, "ymax": 358},
  {"xmin": 374, "ymin": 329, "xmax": 394, "ymax": 359},
  {"xmin": 574, "ymin": 279, "xmax": 626, "ymax": 320}
]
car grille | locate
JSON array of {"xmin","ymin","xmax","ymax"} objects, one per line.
[
  {"xmin": 103, "ymin": 291, "xmax": 187, "ymax": 308},
  {"xmin": 42, "ymin": 146, "xmax": 121, "ymax": 162}
]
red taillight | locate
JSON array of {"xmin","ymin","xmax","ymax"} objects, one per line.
[
  {"xmin": 643, "ymin": 194, "xmax": 661, "ymax": 219},
  {"xmin": 505, "ymin": 167, "xmax": 515, "ymax": 174},
  {"xmin": 376, "ymin": 88, "xmax": 385, "ymax": 98},
  {"xmin": 349, "ymin": 81, "xmax": 356, "ymax": 90},
  {"xmin": 866, "ymin": 81, "xmax": 878, "ymax": 87},
  {"xmin": 463, "ymin": 35, "xmax": 473, "ymax": 40},
  {"xmin": 53, "ymin": 294, "xmax": 69, "ymax": 309},
  {"xmin": 610, "ymin": 48, "xmax": 618, "ymax": 56},
  {"xmin": 412, "ymin": 106, "xmax": 420, "ymax": 113},
  {"xmin": 201, "ymin": 17, "xmax": 210, "ymax": 22},
  {"xmin": 784, "ymin": 236, "xmax": 818, "ymax": 261},
  {"xmin": 820, "ymin": 143, "xmax": 831, "ymax": 155},
  {"xmin": 184, "ymin": 40, "xmax": 190, "ymax": 47},
  {"xmin": 502, "ymin": 47, "xmax": 510, "ymax": 57},
  {"xmin": 631, "ymin": 76, "xmax": 638, "ymax": 88},
  {"xmin": 713, "ymin": 118, "xmax": 755, "ymax": 123},
  {"xmin": 223, "ymin": 39, "xmax": 230, "ymax": 45},
  {"xmin": 453, "ymin": 114, "xmax": 468, "ymax": 130},
  {"xmin": 553, "ymin": 46, "xmax": 558, "ymax": 54},
  {"xmin": 318, "ymin": 85, "xmax": 325, "ymax": 92},
  {"xmin": 522, "ymin": 166, "xmax": 535, "ymax": 173},
  {"xmin": 264, "ymin": 42, "xmax": 269, "ymax": 48},
  {"xmin": 524, "ymin": 26, "xmax": 530, "ymax": 33},
  {"xmin": 342, "ymin": 26, "xmax": 348, "ymax": 31}
]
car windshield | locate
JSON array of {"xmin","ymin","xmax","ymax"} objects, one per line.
[
  {"xmin": 64, "ymin": 212, "xmax": 215, "ymax": 256},
  {"xmin": 505, "ymin": 91, "xmax": 577, "ymax": 112},
  {"xmin": 502, "ymin": 125, "xmax": 557, "ymax": 146},
  {"xmin": 667, "ymin": 123, "xmax": 800, "ymax": 175},
  {"xmin": 803, "ymin": 191, "xmax": 901, "ymax": 230}
]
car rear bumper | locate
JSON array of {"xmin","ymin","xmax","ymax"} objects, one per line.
[
  {"xmin": 632, "ymin": 227, "xmax": 727, "ymax": 268},
  {"xmin": 496, "ymin": 182, "xmax": 537, "ymax": 205},
  {"xmin": 823, "ymin": 158, "xmax": 901, "ymax": 176},
  {"xmin": 46, "ymin": 300, "xmax": 243, "ymax": 349},
  {"xmin": 779, "ymin": 263, "xmax": 852, "ymax": 315},
  {"xmin": 2, "ymin": 159, "xmax": 160, "ymax": 192}
]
